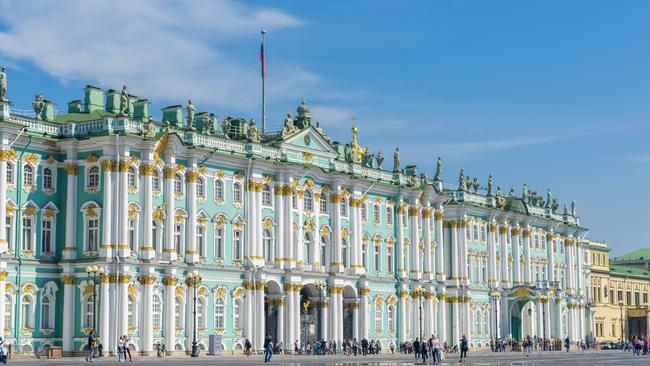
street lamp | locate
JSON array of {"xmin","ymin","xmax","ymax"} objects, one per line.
[
  {"xmin": 489, "ymin": 290, "xmax": 499, "ymax": 350},
  {"xmin": 417, "ymin": 288, "xmax": 424, "ymax": 341},
  {"xmin": 186, "ymin": 272, "xmax": 203, "ymax": 357},
  {"xmin": 85, "ymin": 265, "xmax": 105, "ymax": 333},
  {"xmin": 619, "ymin": 301, "xmax": 624, "ymax": 342}
]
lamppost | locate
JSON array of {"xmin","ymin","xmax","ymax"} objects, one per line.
[
  {"xmin": 619, "ymin": 301, "xmax": 624, "ymax": 341},
  {"xmin": 416, "ymin": 288, "xmax": 424, "ymax": 341},
  {"xmin": 85, "ymin": 265, "xmax": 105, "ymax": 333},
  {"xmin": 186, "ymin": 272, "xmax": 203, "ymax": 357}
]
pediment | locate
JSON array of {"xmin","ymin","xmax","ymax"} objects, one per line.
[{"xmin": 280, "ymin": 127, "xmax": 337, "ymax": 158}]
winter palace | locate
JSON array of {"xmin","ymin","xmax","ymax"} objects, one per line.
[{"xmin": 0, "ymin": 76, "xmax": 595, "ymax": 356}]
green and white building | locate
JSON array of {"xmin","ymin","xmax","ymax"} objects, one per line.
[{"xmin": 0, "ymin": 82, "xmax": 593, "ymax": 355}]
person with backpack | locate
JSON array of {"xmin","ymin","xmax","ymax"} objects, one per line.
[
  {"xmin": 459, "ymin": 335, "xmax": 469, "ymax": 363},
  {"xmin": 263, "ymin": 335, "xmax": 273, "ymax": 362},
  {"xmin": 564, "ymin": 336, "xmax": 570, "ymax": 353},
  {"xmin": 85, "ymin": 330, "xmax": 96, "ymax": 363}
]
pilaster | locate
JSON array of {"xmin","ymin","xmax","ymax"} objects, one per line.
[
  {"xmin": 185, "ymin": 164, "xmax": 199, "ymax": 264},
  {"xmin": 434, "ymin": 210, "xmax": 445, "ymax": 282},
  {"xmin": 162, "ymin": 163, "xmax": 177, "ymax": 262},
  {"xmin": 100, "ymin": 159, "xmax": 114, "ymax": 258},
  {"xmin": 63, "ymin": 162, "xmax": 78, "ymax": 260},
  {"xmin": 140, "ymin": 161, "xmax": 155, "ymax": 260}
]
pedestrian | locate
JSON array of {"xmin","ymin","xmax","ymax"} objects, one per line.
[
  {"xmin": 156, "ymin": 342, "xmax": 162, "ymax": 358},
  {"xmin": 160, "ymin": 343, "xmax": 166, "ymax": 358},
  {"xmin": 117, "ymin": 336, "xmax": 125, "ymax": 362},
  {"xmin": 459, "ymin": 335, "xmax": 469, "ymax": 363},
  {"xmin": 245, "ymin": 338, "xmax": 252, "ymax": 356},
  {"xmin": 0, "ymin": 333, "xmax": 6, "ymax": 365},
  {"xmin": 564, "ymin": 336, "xmax": 570, "ymax": 353},
  {"xmin": 85, "ymin": 330, "xmax": 96, "ymax": 363},
  {"xmin": 431, "ymin": 336, "xmax": 441, "ymax": 365},
  {"xmin": 264, "ymin": 335, "xmax": 273, "ymax": 362},
  {"xmin": 420, "ymin": 338, "xmax": 427, "ymax": 363},
  {"xmin": 122, "ymin": 335, "xmax": 133, "ymax": 362}
]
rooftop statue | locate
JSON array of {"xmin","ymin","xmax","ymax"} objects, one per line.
[
  {"xmin": 433, "ymin": 157, "xmax": 442, "ymax": 181},
  {"xmin": 487, "ymin": 175, "xmax": 493, "ymax": 197},
  {"xmin": 362, "ymin": 149, "xmax": 374, "ymax": 168},
  {"xmin": 465, "ymin": 175, "xmax": 471, "ymax": 192},
  {"xmin": 521, "ymin": 183, "xmax": 529, "ymax": 203},
  {"xmin": 375, "ymin": 150, "xmax": 384, "ymax": 169},
  {"xmin": 563, "ymin": 203, "xmax": 569, "ymax": 216},
  {"xmin": 221, "ymin": 117, "xmax": 231, "ymax": 138},
  {"xmin": 393, "ymin": 148, "xmax": 400, "ymax": 172},
  {"xmin": 571, "ymin": 200, "xmax": 577, "ymax": 216},
  {"xmin": 551, "ymin": 199, "xmax": 559, "ymax": 213},
  {"xmin": 144, "ymin": 116, "xmax": 156, "ymax": 138},
  {"xmin": 472, "ymin": 177, "xmax": 480, "ymax": 193},
  {"xmin": 202, "ymin": 114, "xmax": 212, "ymax": 135},
  {"xmin": 32, "ymin": 93, "xmax": 45, "ymax": 120},
  {"xmin": 0, "ymin": 66, "xmax": 7, "ymax": 101},
  {"xmin": 281, "ymin": 112, "xmax": 299, "ymax": 138},
  {"xmin": 186, "ymin": 99, "xmax": 195, "ymax": 130},
  {"xmin": 495, "ymin": 186, "xmax": 506, "ymax": 207},
  {"xmin": 458, "ymin": 169, "xmax": 465, "ymax": 191},
  {"xmin": 508, "ymin": 188, "xmax": 515, "ymax": 198},
  {"xmin": 545, "ymin": 189, "xmax": 552, "ymax": 208},
  {"xmin": 119, "ymin": 85, "xmax": 129, "ymax": 116},
  {"xmin": 248, "ymin": 119, "xmax": 261, "ymax": 142}
]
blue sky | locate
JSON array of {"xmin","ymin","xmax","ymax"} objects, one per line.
[{"xmin": 0, "ymin": 0, "xmax": 648, "ymax": 255}]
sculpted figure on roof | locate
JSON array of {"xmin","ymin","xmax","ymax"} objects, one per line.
[
  {"xmin": 281, "ymin": 113, "xmax": 299, "ymax": 138},
  {"xmin": 186, "ymin": 99, "xmax": 195, "ymax": 130},
  {"xmin": 393, "ymin": 148, "xmax": 400, "ymax": 172},
  {"xmin": 458, "ymin": 169, "xmax": 465, "ymax": 191},
  {"xmin": 487, "ymin": 175, "xmax": 493, "ymax": 197},
  {"xmin": 375, "ymin": 150, "xmax": 384, "ymax": 169},
  {"xmin": 221, "ymin": 117, "xmax": 231, "ymax": 138},
  {"xmin": 32, "ymin": 93, "xmax": 45, "ymax": 120},
  {"xmin": 521, "ymin": 183, "xmax": 529, "ymax": 203},
  {"xmin": 433, "ymin": 157, "xmax": 442, "ymax": 181},
  {"xmin": 0, "ymin": 66, "xmax": 6, "ymax": 101},
  {"xmin": 248, "ymin": 119, "xmax": 261, "ymax": 142},
  {"xmin": 119, "ymin": 85, "xmax": 129, "ymax": 116}
]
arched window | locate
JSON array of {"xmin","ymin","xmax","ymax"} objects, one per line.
[
  {"xmin": 374, "ymin": 244, "xmax": 381, "ymax": 272},
  {"xmin": 233, "ymin": 229, "xmax": 242, "ymax": 261},
  {"xmin": 373, "ymin": 204, "xmax": 381, "ymax": 223},
  {"xmin": 262, "ymin": 184, "xmax": 271, "ymax": 206},
  {"xmin": 233, "ymin": 182, "xmax": 242, "ymax": 204},
  {"xmin": 304, "ymin": 190, "xmax": 313, "ymax": 211},
  {"xmin": 196, "ymin": 177, "xmax": 205, "ymax": 199},
  {"xmin": 472, "ymin": 224, "xmax": 479, "ymax": 241},
  {"xmin": 173, "ymin": 173, "xmax": 183, "ymax": 194},
  {"xmin": 152, "ymin": 295, "xmax": 162, "ymax": 328},
  {"xmin": 320, "ymin": 193, "xmax": 328, "ymax": 213},
  {"xmin": 320, "ymin": 235, "xmax": 328, "ymax": 267},
  {"xmin": 233, "ymin": 298, "xmax": 242, "ymax": 329},
  {"xmin": 388, "ymin": 305, "xmax": 395, "ymax": 332},
  {"xmin": 6, "ymin": 162, "xmax": 14, "ymax": 184},
  {"xmin": 263, "ymin": 229, "xmax": 273, "ymax": 262},
  {"xmin": 375, "ymin": 302, "xmax": 383, "ymax": 332},
  {"xmin": 4, "ymin": 294, "xmax": 12, "ymax": 332},
  {"xmin": 304, "ymin": 232, "xmax": 312, "ymax": 264},
  {"xmin": 41, "ymin": 216, "xmax": 54, "ymax": 254},
  {"xmin": 128, "ymin": 296, "xmax": 136, "ymax": 328},
  {"xmin": 23, "ymin": 165, "xmax": 34, "ymax": 187},
  {"xmin": 480, "ymin": 225, "xmax": 487, "ymax": 242},
  {"xmin": 41, "ymin": 296, "xmax": 52, "ymax": 329},
  {"xmin": 127, "ymin": 166, "xmax": 137, "ymax": 189},
  {"xmin": 21, "ymin": 295, "xmax": 33, "ymax": 329},
  {"xmin": 214, "ymin": 227, "xmax": 224, "ymax": 260},
  {"xmin": 386, "ymin": 207, "xmax": 393, "ymax": 225},
  {"xmin": 152, "ymin": 221, "xmax": 161, "ymax": 254},
  {"xmin": 82, "ymin": 296, "xmax": 93, "ymax": 328},
  {"xmin": 483, "ymin": 311, "xmax": 489, "ymax": 334},
  {"xmin": 214, "ymin": 179, "xmax": 224, "ymax": 201},
  {"xmin": 152, "ymin": 169, "xmax": 161, "ymax": 192},
  {"xmin": 42, "ymin": 167, "xmax": 53, "ymax": 190},
  {"xmin": 401, "ymin": 211, "xmax": 407, "ymax": 227},
  {"xmin": 214, "ymin": 297, "xmax": 225, "ymax": 329},
  {"xmin": 174, "ymin": 297, "xmax": 183, "ymax": 328},
  {"xmin": 340, "ymin": 199, "xmax": 348, "ymax": 216},
  {"xmin": 197, "ymin": 297, "xmax": 206, "ymax": 328},
  {"xmin": 174, "ymin": 223, "xmax": 183, "ymax": 256},
  {"xmin": 466, "ymin": 225, "xmax": 472, "ymax": 240},
  {"xmin": 474, "ymin": 310, "xmax": 481, "ymax": 334},
  {"xmin": 342, "ymin": 238, "xmax": 349, "ymax": 268},
  {"xmin": 88, "ymin": 166, "xmax": 100, "ymax": 188},
  {"xmin": 387, "ymin": 245, "xmax": 394, "ymax": 273},
  {"xmin": 361, "ymin": 203, "xmax": 367, "ymax": 221},
  {"xmin": 196, "ymin": 224, "xmax": 206, "ymax": 257}
]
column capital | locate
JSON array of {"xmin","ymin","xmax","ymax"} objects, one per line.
[
  {"xmin": 60, "ymin": 275, "xmax": 75, "ymax": 285},
  {"xmin": 0, "ymin": 270, "xmax": 8, "ymax": 280},
  {"xmin": 162, "ymin": 276, "xmax": 178, "ymax": 286},
  {"xmin": 63, "ymin": 163, "xmax": 78, "ymax": 176},
  {"xmin": 139, "ymin": 275, "xmax": 156, "ymax": 285}
]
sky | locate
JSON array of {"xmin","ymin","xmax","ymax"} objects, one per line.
[{"xmin": 0, "ymin": 0, "xmax": 648, "ymax": 255}]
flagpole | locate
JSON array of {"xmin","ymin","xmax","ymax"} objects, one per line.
[{"xmin": 261, "ymin": 29, "xmax": 266, "ymax": 134}]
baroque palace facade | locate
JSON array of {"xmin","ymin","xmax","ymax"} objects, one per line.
[{"xmin": 0, "ymin": 80, "xmax": 593, "ymax": 356}]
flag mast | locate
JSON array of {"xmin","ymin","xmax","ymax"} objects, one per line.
[{"xmin": 260, "ymin": 29, "xmax": 267, "ymax": 133}]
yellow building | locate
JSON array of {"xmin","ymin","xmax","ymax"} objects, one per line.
[{"xmin": 589, "ymin": 241, "xmax": 650, "ymax": 342}]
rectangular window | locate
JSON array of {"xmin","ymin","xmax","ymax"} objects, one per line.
[
  {"xmin": 174, "ymin": 224, "xmax": 182, "ymax": 255},
  {"xmin": 233, "ymin": 230, "xmax": 242, "ymax": 261},
  {"xmin": 197, "ymin": 226, "xmax": 205, "ymax": 257},
  {"xmin": 5, "ymin": 216, "xmax": 11, "ymax": 250},
  {"xmin": 21, "ymin": 217, "xmax": 33, "ymax": 251},
  {"xmin": 374, "ymin": 245, "xmax": 381, "ymax": 272},
  {"xmin": 128, "ymin": 219, "xmax": 136, "ymax": 251},
  {"xmin": 214, "ymin": 228, "xmax": 224, "ymax": 259},
  {"xmin": 41, "ymin": 219, "xmax": 52, "ymax": 253},
  {"xmin": 88, "ymin": 219, "xmax": 99, "ymax": 251},
  {"xmin": 387, "ymin": 246, "xmax": 394, "ymax": 273},
  {"xmin": 627, "ymin": 291, "xmax": 632, "ymax": 306}
]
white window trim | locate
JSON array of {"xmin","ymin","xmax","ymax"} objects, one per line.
[
  {"xmin": 214, "ymin": 225, "xmax": 225, "ymax": 261},
  {"xmin": 84, "ymin": 164, "xmax": 101, "ymax": 190},
  {"xmin": 20, "ymin": 212, "xmax": 37, "ymax": 253},
  {"xmin": 41, "ymin": 165, "xmax": 57, "ymax": 193},
  {"xmin": 40, "ymin": 211, "xmax": 57, "ymax": 255},
  {"xmin": 214, "ymin": 296, "xmax": 226, "ymax": 330},
  {"xmin": 22, "ymin": 163, "xmax": 37, "ymax": 191},
  {"xmin": 232, "ymin": 181, "xmax": 243, "ymax": 205},
  {"xmin": 214, "ymin": 178, "xmax": 225, "ymax": 202},
  {"xmin": 196, "ymin": 221, "xmax": 207, "ymax": 258},
  {"xmin": 20, "ymin": 293, "xmax": 35, "ymax": 329},
  {"xmin": 81, "ymin": 204, "xmax": 102, "ymax": 252},
  {"xmin": 6, "ymin": 161, "xmax": 15, "ymax": 185}
]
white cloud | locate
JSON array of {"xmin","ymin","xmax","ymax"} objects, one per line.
[{"xmin": 0, "ymin": 0, "xmax": 312, "ymax": 111}]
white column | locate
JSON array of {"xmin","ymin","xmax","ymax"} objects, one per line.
[
  {"xmin": 434, "ymin": 210, "xmax": 445, "ymax": 282},
  {"xmin": 523, "ymin": 227, "xmax": 532, "ymax": 285},
  {"xmin": 423, "ymin": 208, "xmax": 433, "ymax": 280},
  {"xmin": 359, "ymin": 288, "xmax": 369, "ymax": 340},
  {"xmin": 101, "ymin": 161, "xmax": 113, "ymax": 259},
  {"xmin": 296, "ymin": 189, "xmax": 304, "ymax": 268},
  {"xmin": 0, "ymin": 158, "xmax": 8, "ymax": 253},
  {"xmin": 244, "ymin": 280, "xmax": 254, "ymax": 346},
  {"xmin": 450, "ymin": 221, "xmax": 459, "ymax": 280},
  {"xmin": 488, "ymin": 223, "xmax": 498, "ymax": 287},
  {"xmin": 141, "ymin": 162, "xmax": 154, "ymax": 260},
  {"xmin": 284, "ymin": 184, "xmax": 295, "ymax": 270},
  {"xmin": 186, "ymin": 166, "xmax": 198, "ymax": 263},
  {"xmin": 409, "ymin": 205, "xmax": 421, "ymax": 280},
  {"xmin": 284, "ymin": 283, "xmax": 294, "ymax": 351},
  {"xmin": 330, "ymin": 190, "xmax": 343, "ymax": 273},
  {"xmin": 118, "ymin": 274, "xmax": 129, "ymax": 339},
  {"xmin": 437, "ymin": 290, "xmax": 447, "ymax": 343},
  {"xmin": 512, "ymin": 227, "xmax": 521, "ymax": 285},
  {"xmin": 162, "ymin": 165, "xmax": 177, "ymax": 262},
  {"xmin": 63, "ymin": 164, "xmax": 78, "ymax": 259},
  {"xmin": 0, "ymin": 271, "xmax": 7, "ymax": 339},
  {"xmin": 141, "ymin": 275, "xmax": 154, "ymax": 354},
  {"xmin": 352, "ymin": 301, "xmax": 359, "ymax": 340},
  {"xmin": 163, "ymin": 276, "xmax": 177, "ymax": 353},
  {"xmin": 274, "ymin": 185, "xmax": 284, "ymax": 269},
  {"xmin": 254, "ymin": 182, "xmax": 263, "ymax": 264},
  {"xmin": 544, "ymin": 300, "xmax": 551, "ymax": 340},
  {"xmin": 335, "ymin": 287, "xmax": 344, "ymax": 344},
  {"xmin": 313, "ymin": 193, "xmax": 321, "ymax": 269},
  {"xmin": 328, "ymin": 290, "xmax": 336, "ymax": 345},
  {"xmin": 413, "ymin": 291, "xmax": 421, "ymax": 339},
  {"xmin": 320, "ymin": 299, "xmax": 328, "ymax": 340},
  {"xmin": 459, "ymin": 219, "xmax": 468, "ymax": 283},
  {"xmin": 499, "ymin": 225, "xmax": 509, "ymax": 288},
  {"xmin": 294, "ymin": 290, "xmax": 301, "ymax": 346},
  {"xmin": 276, "ymin": 297, "xmax": 285, "ymax": 350},
  {"xmin": 255, "ymin": 281, "xmax": 265, "ymax": 351},
  {"xmin": 451, "ymin": 301, "xmax": 460, "ymax": 344},
  {"xmin": 425, "ymin": 292, "xmax": 434, "ymax": 337},
  {"xmin": 397, "ymin": 204, "xmax": 407, "ymax": 279},
  {"xmin": 61, "ymin": 274, "xmax": 75, "ymax": 353},
  {"xmin": 117, "ymin": 161, "xmax": 129, "ymax": 258},
  {"xmin": 398, "ymin": 289, "xmax": 407, "ymax": 342},
  {"xmin": 99, "ymin": 274, "xmax": 111, "ymax": 354},
  {"xmin": 350, "ymin": 196, "xmax": 361, "ymax": 274}
]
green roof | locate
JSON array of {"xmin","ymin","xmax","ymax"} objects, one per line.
[
  {"xmin": 53, "ymin": 110, "xmax": 115, "ymax": 123},
  {"xmin": 613, "ymin": 248, "xmax": 650, "ymax": 261},
  {"xmin": 610, "ymin": 265, "xmax": 650, "ymax": 279}
]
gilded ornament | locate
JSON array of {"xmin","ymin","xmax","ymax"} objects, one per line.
[
  {"xmin": 302, "ymin": 151, "xmax": 313, "ymax": 162},
  {"xmin": 175, "ymin": 286, "xmax": 184, "ymax": 297},
  {"xmin": 162, "ymin": 277, "xmax": 178, "ymax": 286},
  {"xmin": 85, "ymin": 154, "xmax": 99, "ymax": 163},
  {"xmin": 119, "ymin": 274, "xmax": 131, "ymax": 284},
  {"xmin": 139, "ymin": 163, "xmax": 155, "ymax": 176},
  {"xmin": 46, "ymin": 156, "xmax": 56, "ymax": 164},
  {"xmin": 63, "ymin": 163, "xmax": 78, "ymax": 175},
  {"xmin": 186, "ymin": 171, "xmax": 200, "ymax": 182},
  {"xmin": 0, "ymin": 148, "xmax": 17, "ymax": 161},
  {"xmin": 24, "ymin": 153, "xmax": 39, "ymax": 165}
]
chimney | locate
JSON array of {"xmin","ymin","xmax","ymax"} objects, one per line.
[
  {"xmin": 133, "ymin": 99, "xmax": 150, "ymax": 121},
  {"xmin": 42, "ymin": 100, "xmax": 56, "ymax": 121},
  {"xmin": 68, "ymin": 100, "xmax": 82, "ymax": 113},
  {"xmin": 83, "ymin": 85, "xmax": 105, "ymax": 112},
  {"xmin": 162, "ymin": 105, "xmax": 183, "ymax": 127},
  {"xmin": 105, "ymin": 89, "xmax": 120, "ymax": 114}
]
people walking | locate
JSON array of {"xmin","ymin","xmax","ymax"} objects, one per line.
[
  {"xmin": 459, "ymin": 335, "xmax": 469, "ymax": 363},
  {"xmin": 85, "ymin": 330, "xmax": 96, "ymax": 363},
  {"xmin": 431, "ymin": 336, "xmax": 441, "ymax": 365},
  {"xmin": 0, "ymin": 333, "xmax": 5, "ymax": 365},
  {"xmin": 117, "ymin": 336, "xmax": 125, "ymax": 362},
  {"xmin": 122, "ymin": 335, "xmax": 133, "ymax": 362},
  {"xmin": 245, "ymin": 339, "xmax": 252, "ymax": 356},
  {"xmin": 564, "ymin": 336, "xmax": 570, "ymax": 353},
  {"xmin": 264, "ymin": 335, "xmax": 273, "ymax": 363}
]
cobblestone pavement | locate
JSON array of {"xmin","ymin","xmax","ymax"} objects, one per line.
[{"xmin": 4, "ymin": 350, "xmax": 650, "ymax": 365}]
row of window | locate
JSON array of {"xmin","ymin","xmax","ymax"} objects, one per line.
[
  {"xmin": 5, "ymin": 214, "xmax": 56, "ymax": 254},
  {"xmin": 4, "ymin": 293, "xmax": 55, "ymax": 331},
  {"xmin": 5, "ymin": 162, "xmax": 56, "ymax": 191}
]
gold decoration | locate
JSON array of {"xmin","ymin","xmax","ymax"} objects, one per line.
[
  {"xmin": 215, "ymin": 287, "xmax": 226, "ymax": 299},
  {"xmin": 162, "ymin": 277, "xmax": 178, "ymax": 286},
  {"xmin": 85, "ymin": 155, "xmax": 99, "ymax": 163},
  {"xmin": 63, "ymin": 164, "xmax": 77, "ymax": 175},
  {"xmin": 302, "ymin": 151, "xmax": 313, "ymax": 162},
  {"xmin": 0, "ymin": 148, "xmax": 17, "ymax": 161},
  {"xmin": 24, "ymin": 153, "xmax": 39, "ymax": 165}
]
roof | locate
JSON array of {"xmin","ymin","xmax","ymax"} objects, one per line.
[
  {"xmin": 53, "ymin": 110, "xmax": 115, "ymax": 123},
  {"xmin": 613, "ymin": 249, "xmax": 650, "ymax": 261},
  {"xmin": 610, "ymin": 265, "xmax": 650, "ymax": 279}
]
